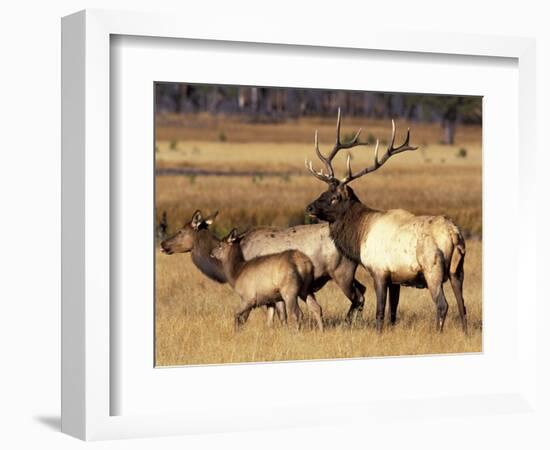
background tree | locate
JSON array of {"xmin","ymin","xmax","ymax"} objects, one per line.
[
  {"xmin": 404, "ymin": 95, "xmax": 482, "ymax": 144},
  {"xmin": 155, "ymin": 83, "xmax": 482, "ymax": 140}
]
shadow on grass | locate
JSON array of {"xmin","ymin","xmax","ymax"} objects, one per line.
[{"xmin": 302, "ymin": 311, "xmax": 482, "ymax": 333}]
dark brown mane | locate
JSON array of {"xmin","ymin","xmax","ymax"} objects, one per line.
[
  {"xmin": 329, "ymin": 202, "xmax": 372, "ymax": 263},
  {"xmin": 191, "ymin": 230, "xmax": 227, "ymax": 283}
]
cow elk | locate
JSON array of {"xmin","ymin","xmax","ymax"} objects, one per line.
[
  {"xmin": 211, "ymin": 229, "xmax": 324, "ymax": 331},
  {"xmin": 160, "ymin": 210, "xmax": 226, "ymax": 283},
  {"xmin": 305, "ymin": 109, "xmax": 467, "ymax": 333},
  {"xmin": 160, "ymin": 210, "xmax": 366, "ymax": 326}
]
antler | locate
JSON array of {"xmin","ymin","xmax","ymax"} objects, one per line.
[
  {"xmin": 305, "ymin": 108, "xmax": 368, "ymax": 183},
  {"xmin": 341, "ymin": 119, "xmax": 418, "ymax": 184}
]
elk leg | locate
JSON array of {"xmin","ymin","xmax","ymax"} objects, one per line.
[
  {"xmin": 298, "ymin": 305, "xmax": 305, "ymax": 323},
  {"xmin": 281, "ymin": 292, "xmax": 301, "ymax": 330},
  {"xmin": 266, "ymin": 306, "xmax": 276, "ymax": 328},
  {"xmin": 420, "ymin": 242, "xmax": 449, "ymax": 332},
  {"xmin": 388, "ymin": 284, "xmax": 400, "ymax": 326},
  {"xmin": 348, "ymin": 280, "xmax": 366, "ymax": 324},
  {"xmin": 305, "ymin": 294, "xmax": 324, "ymax": 331},
  {"xmin": 266, "ymin": 303, "xmax": 287, "ymax": 327},
  {"xmin": 275, "ymin": 301, "xmax": 288, "ymax": 326},
  {"xmin": 426, "ymin": 283, "xmax": 448, "ymax": 332},
  {"xmin": 234, "ymin": 303, "xmax": 253, "ymax": 331},
  {"xmin": 235, "ymin": 307, "xmax": 250, "ymax": 331},
  {"xmin": 436, "ymin": 288, "xmax": 449, "ymax": 332},
  {"xmin": 332, "ymin": 268, "xmax": 366, "ymax": 324},
  {"xmin": 450, "ymin": 267, "xmax": 468, "ymax": 334},
  {"xmin": 373, "ymin": 275, "xmax": 389, "ymax": 333},
  {"xmin": 424, "ymin": 267, "xmax": 448, "ymax": 332},
  {"xmin": 238, "ymin": 308, "xmax": 252, "ymax": 325}
]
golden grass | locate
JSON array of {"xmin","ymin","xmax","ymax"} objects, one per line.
[
  {"xmin": 156, "ymin": 113, "xmax": 482, "ymax": 146},
  {"xmin": 156, "ymin": 140, "xmax": 480, "ymax": 173},
  {"xmin": 156, "ymin": 119, "xmax": 482, "ymax": 235},
  {"xmin": 155, "ymin": 144, "xmax": 482, "ymax": 237},
  {"xmin": 155, "ymin": 240, "xmax": 482, "ymax": 366}
]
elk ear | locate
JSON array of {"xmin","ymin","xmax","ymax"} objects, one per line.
[
  {"xmin": 337, "ymin": 184, "xmax": 353, "ymax": 199},
  {"xmin": 191, "ymin": 210, "xmax": 203, "ymax": 229},
  {"xmin": 203, "ymin": 211, "xmax": 218, "ymax": 227},
  {"xmin": 226, "ymin": 228, "xmax": 239, "ymax": 243}
]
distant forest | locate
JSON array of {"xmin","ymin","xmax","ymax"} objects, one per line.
[{"xmin": 155, "ymin": 83, "xmax": 482, "ymax": 145}]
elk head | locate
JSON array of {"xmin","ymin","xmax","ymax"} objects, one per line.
[
  {"xmin": 305, "ymin": 108, "xmax": 418, "ymax": 223},
  {"xmin": 210, "ymin": 228, "xmax": 241, "ymax": 262},
  {"xmin": 160, "ymin": 210, "xmax": 218, "ymax": 255}
]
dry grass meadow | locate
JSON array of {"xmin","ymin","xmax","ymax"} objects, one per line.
[{"xmin": 155, "ymin": 113, "xmax": 483, "ymax": 366}]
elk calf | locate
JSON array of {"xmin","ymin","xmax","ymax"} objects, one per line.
[{"xmin": 211, "ymin": 229, "xmax": 324, "ymax": 331}]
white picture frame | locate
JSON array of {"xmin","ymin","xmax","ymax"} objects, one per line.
[{"xmin": 61, "ymin": 9, "xmax": 539, "ymax": 441}]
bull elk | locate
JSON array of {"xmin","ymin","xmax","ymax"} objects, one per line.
[
  {"xmin": 160, "ymin": 210, "xmax": 366, "ymax": 325},
  {"xmin": 305, "ymin": 109, "xmax": 467, "ymax": 333},
  {"xmin": 211, "ymin": 229, "xmax": 324, "ymax": 331}
]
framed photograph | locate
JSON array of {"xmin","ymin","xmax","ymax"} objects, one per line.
[{"xmin": 61, "ymin": 9, "xmax": 538, "ymax": 441}]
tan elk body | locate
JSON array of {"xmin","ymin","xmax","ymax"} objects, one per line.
[
  {"xmin": 160, "ymin": 211, "xmax": 365, "ymax": 325},
  {"xmin": 338, "ymin": 208, "xmax": 464, "ymax": 286},
  {"xmin": 306, "ymin": 109, "xmax": 467, "ymax": 333},
  {"xmin": 211, "ymin": 229, "xmax": 324, "ymax": 331}
]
